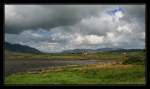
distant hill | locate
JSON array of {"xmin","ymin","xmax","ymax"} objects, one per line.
[
  {"xmin": 4, "ymin": 42, "xmax": 144, "ymax": 54},
  {"xmin": 60, "ymin": 48, "xmax": 144, "ymax": 54},
  {"xmin": 5, "ymin": 42, "xmax": 42, "ymax": 54},
  {"xmin": 60, "ymin": 49, "xmax": 95, "ymax": 54},
  {"xmin": 96, "ymin": 48, "xmax": 122, "ymax": 51}
]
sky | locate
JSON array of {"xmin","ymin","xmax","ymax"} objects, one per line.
[{"xmin": 5, "ymin": 5, "xmax": 145, "ymax": 53}]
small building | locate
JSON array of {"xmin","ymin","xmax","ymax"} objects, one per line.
[
  {"xmin": 83, "ymin": 52, "xmax": 88, "ymax": 55},
  {"xmin": 122, "ymin": 52, "xmax": 128, "ymax": 60},
  {"xmin": 122, "ymin": 52, "xmax": 127, "ymax": 55},
  {"xmin": 82, "ymin": 52, "xmax": 88, "ymax": 55}
]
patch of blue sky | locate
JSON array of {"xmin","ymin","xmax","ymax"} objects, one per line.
[{"xmin": 107, "ymin": 6, "xmax": 125, "ymax": 16}]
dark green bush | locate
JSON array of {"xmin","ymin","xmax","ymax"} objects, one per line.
[{"xmin": 122, "ymin": 54, "xmax": 145, "ymax": 65}]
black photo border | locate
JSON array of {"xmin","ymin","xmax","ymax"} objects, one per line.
[{"xmin": 0, "ymin": 0, "xmax": 149, "ymax": 89}]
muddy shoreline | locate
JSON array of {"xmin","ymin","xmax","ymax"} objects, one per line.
[{"xmin": 5, "ymin": 59, "xmax": 118, "ymax": 76}]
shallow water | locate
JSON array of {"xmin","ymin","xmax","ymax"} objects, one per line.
[{"xmin": 5, "ymin": 59, "xmax": 117, "ymax": 76}]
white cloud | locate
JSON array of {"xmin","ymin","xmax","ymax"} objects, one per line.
[
  {"xmin": 85, "ymin": 35, "xmax": 104, "ymax": 44},
  {"xmin": 5, "ymin": 5, "xmax": 145, "ymax": 52},
  {"xmin": 117, "ymin": 25, "xmax": 132, "ymax": 33}
]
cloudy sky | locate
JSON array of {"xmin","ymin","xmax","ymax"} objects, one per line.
[{"xmin": 5, "ymin": 5, "xmax": 145, "ymax": 53}]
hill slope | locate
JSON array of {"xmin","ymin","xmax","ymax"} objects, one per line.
[{"xmin": 5, "ymin": 42, "xmax": 42, "ymax": 54}]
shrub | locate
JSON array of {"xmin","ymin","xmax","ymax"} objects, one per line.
[{"xmin": 122, "ymin": 54, "xmax": 145, "ymax": 65}]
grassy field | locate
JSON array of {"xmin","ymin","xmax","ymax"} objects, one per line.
[
  {"xmin": 5, "ymin": 64, "xmax": 145, "ymax": 84},
  {"xmin": 5, "ymin": 50, "xmax": 131, "ymax": 61},
  {"xmin": 4, "ymin": 50, "xmax": 146, "ymax": 84}
]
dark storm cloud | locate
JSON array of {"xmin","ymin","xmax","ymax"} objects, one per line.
[
  {"xmin": 5, "ymin": 5, "xmax": 110, "ymax": 34},
  {"xmin": 5, "ymin": 5, "xmax": 145, "ymax": 34},
  {"xmin": 5, "ymin": 5, "xmax": 145, "ymax": 52}
]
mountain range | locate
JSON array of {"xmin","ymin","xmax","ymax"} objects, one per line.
[
  {"xmin": 60, "ymin": 48, "xmax": 144, "ymax": 54},
  {"xmin": 5, "ymin": 42, "xmax": 144, "ymax": 54}
]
